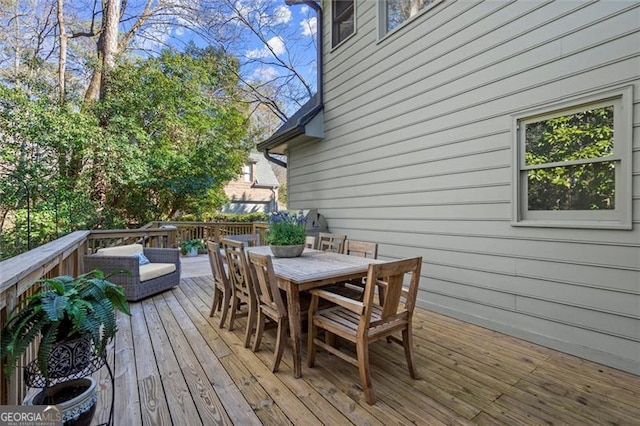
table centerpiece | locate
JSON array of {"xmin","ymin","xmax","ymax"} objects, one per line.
[{"xmin": 265, "ymin": 211, "xmax": 307, "ymax": 257}]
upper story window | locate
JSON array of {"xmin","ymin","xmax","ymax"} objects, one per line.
[
  {"xmin": 512, "ymin": 86, "xmax": 633, "ymax": 229},
  {"xmin": 332, "ymin": 0, "xmax": 355, "ymax": 48},
  {"xmin": 242, "ymin": 164, "xmax": 253, "ymax": 183},
  {"xmin": 381, "ymin": 0, "xmax": 434, "ymax": 36}
]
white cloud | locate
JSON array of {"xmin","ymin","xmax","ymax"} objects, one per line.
[
  {"xmin": 267, "ymin": 36, "xmax": 286, "ymax": 55},
  {"xmin": 246, "ymin": 36, "xmax": 286, "ymax": 59},
  {"xmin": 273, "ymin": 5, "xmax": 292, "ymax": 24},
  {"xmin": 300, "ymin": 5, "xmax": 309, "ymax": 14},
  {"xmin": 253, "ymin": 66, "xmax": 279, "ymax": 81},
  {"xmin": 300, "ymin": 16, "xmax": 317, "ymax": 37}
]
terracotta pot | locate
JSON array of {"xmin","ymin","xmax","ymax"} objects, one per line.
[
  {"xmin": 270, "ymin": 244, "xmax": 305, "ymax": 258},
  {"xmin": 24, "ymin": 377, "xmax": 97, "ymax": 426}
]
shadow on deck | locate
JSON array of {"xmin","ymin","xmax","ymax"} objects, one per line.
[{"xmin": 91, "ymin": 256, "xmax": 640, "ymax": 425}]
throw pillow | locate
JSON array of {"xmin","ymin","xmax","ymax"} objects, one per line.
[{"xmin": 133, "ymin": 251, "xmax": 151, "ymax": 265}]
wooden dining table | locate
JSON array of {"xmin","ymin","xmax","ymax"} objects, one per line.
[{"xmin": 245, "ymin": 246, "xmax": 384, "ymax": 378}]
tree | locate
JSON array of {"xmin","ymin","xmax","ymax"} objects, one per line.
[{"xmin": 93, "ymin": 44, "xmax": 251, "ymax": 223}]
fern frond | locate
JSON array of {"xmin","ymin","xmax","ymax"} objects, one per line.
[{"xmin": 38, "ymin": 322, "xmax": 59, "ymax": 384}]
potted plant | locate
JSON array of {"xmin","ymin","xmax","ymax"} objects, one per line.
[
  {"xmin": 0, "ymin": 270, "xmax": 130, "ymax": 425},
  {"xmin": 264, "ymin": 211, "xmax": 307, "ymax": 257},
  {"xmin": 180, "ymin": 239, "xmax": 205, "ymax": 257}
]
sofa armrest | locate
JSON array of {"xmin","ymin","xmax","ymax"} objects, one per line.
[
  {"xmin": 83, "ymin": 254, "xmax": 139, "ymax": 280},
  {"xmin": 144, "ymin": 248, "xmax": 180, "ymax": 265}
]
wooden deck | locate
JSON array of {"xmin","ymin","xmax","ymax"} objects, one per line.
[{"xmin": 91, "ymin": 274, "xmax": 640, "ymax": 425}]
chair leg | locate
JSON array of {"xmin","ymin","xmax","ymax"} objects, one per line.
[
  {"xmin": 307, "ymin": 317, "xmax": 317, "ymax": 368},
  {"xmin": 272, "ymin": 319, "xmax": 287, "ymax": 373},
  {"xmin": 228, "ymin": 295, "xmax": 239, "ymax": 331},
  {"xmin": 356, "ymin": 339, "xmax": 375, "ymax": 405},
  {"xmin": 402, "ymin": 327, "xmax": 419, "ymax": 379},
  {"xmin": 244, "ymin": 297, "xmax": 257, "ymax": 348},
  {"xmin": 252, "ymin": 310, "xmax": 266, "ymax": 352},
  {"xmin": 219, "ymin": 289, "xmax": 231, "ymax": 329},
  {"xmin": 210, "ymin": 286, "xmax": 221, "ymax": 317}
]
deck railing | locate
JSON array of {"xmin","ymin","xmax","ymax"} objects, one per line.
[
  {"xmin": 146, "ymin": 221, "xmax": 269, "ymax": 247},
  {"xmin": 0, "ymin": 221, "xmax": 267, "ymax": 405}
]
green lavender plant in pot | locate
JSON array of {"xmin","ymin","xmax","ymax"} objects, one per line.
[{"xmin": 264, "ymin": 211, "xmax": 307, "ymax": 257}]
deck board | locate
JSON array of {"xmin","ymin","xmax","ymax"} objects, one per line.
[{"xmin": 91, "ymin": 274, "xmax": 640, "ymax": 425}]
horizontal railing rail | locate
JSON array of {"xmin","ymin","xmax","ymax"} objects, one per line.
[{"xmin": 148, "ymin": 221, "xmax": 268, "ymax": 247}]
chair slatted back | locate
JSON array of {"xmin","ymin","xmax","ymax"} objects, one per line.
[
  {"xmin": 248, "ymin": 252, "xmax": 287, "ymax": 318},
  {"xmin": 221, "ymin": 238, "xmax": 254, "ymax": 300},
  {"xmin": 206, "ymin": 241, "xmax": 229, "ymax": 290},
  {"xmin": 317, "ymin": 233, "xmax": 347, "ymax": 253},
  {"xmin": 344, "ymin": 240, "xmax": 378, "ymax": 259},
  {"xmin": 362, "ymin": 258, "xmax": 422, "ymax": 326},
  {"xmin": 305, "ymin": 236, "xmax": 316, "ymax": 249}
]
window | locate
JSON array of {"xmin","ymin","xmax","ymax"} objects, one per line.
[
  {"xmin": 380, "ymin": 0, "xmax": 436, "ymax": 36},
  {"xmin": 242, "ymin": 164, "xmax": 253, "ymax": 183},
  {"xmin": 332, "ymin": 0, "xmax": 354, "ymax": 48},
  {"xmin": 512, "ymin": 86, "xmax": 633, "ymax": 229}
]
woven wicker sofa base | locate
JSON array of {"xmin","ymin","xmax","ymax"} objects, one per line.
[{"xmin": 121, "ymin": 269, "xmax": 181, "ymax": 301}]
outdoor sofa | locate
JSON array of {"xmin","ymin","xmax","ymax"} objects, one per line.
[{"xmin": 84, "ymin": 243, "xmax": 181, "ymax": 301}]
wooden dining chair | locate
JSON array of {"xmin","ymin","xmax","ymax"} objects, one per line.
[
  {"xmin": 226, "ymin": 233, "xmax": 262, "ymax": 247},
  {"xmin": 317, "ymin": 232, "xmax": 347, "ymax": 253},
  {"xmin": 221, "ymin": 238, "xmax": 258, "ymax": 348},
  {"xmin": 326, "ymin": 239, "xmax": 386, "ymax": 302},
  {"xmin": 307, "ymin": 257, "xmax": 422, "ymax": 405},
  {"xmin": 246, "ymin": 251, "xmax": 292, "ymax": 372},
  {"xmin": 206, "ymin": 241, "xmax": 232, "ymax": 328},
  {"xmin": 305, "ymin": 235, "xmax": 316, "ymax": 249}
]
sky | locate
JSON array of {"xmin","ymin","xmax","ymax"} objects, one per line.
[{"xmin": 132, "ymin": 0, "xmax": 320, "ymax": 112}]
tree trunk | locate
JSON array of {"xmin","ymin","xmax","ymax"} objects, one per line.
[
  {"xmin": 57, "ymin": 0, "xmax": 67, "ymax": 105},
  {"xmin": 84, "ymin": 0, "xmax": 121, "ymax": 101}
]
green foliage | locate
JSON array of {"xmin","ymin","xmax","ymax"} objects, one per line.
[
  {"xmin": 93, "ymin": 44, "xmax": 251, "ymax": 223},
  {"xmin": 176, "ymin": 212, "xmax": 267, "ymax": 223},
  {"xmin": 264, "ymin": 211, "xmax": 306, "ymax": 246},
  {"xmin": 0, "ymin": 270, "xmax": 130, "ymax": 383},
  {"xmin": 180, "ymin": 239, "xmax": 205, "ymax": 253},
  {"xmin": 524, "ymin": 106, "xmax": 615, "ymax": 211},
  {"xmin": 0, "ymin": 44, "xmax": 253, "ymax": 259}
]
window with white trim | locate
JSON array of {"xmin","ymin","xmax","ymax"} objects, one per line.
[
  {"xmin": 512, "ymin": 86, "xmax": 633, "ymax": 229},
  {"xmin": 379, "ymin": 0, "xmax": 439, "ymax": 37},
  {"xmin": 242, "ymin": 164, "xmax": 253, "ymax": 183},
  {"xmin": 331, "ymin": 0, "xmax": 355, "ymax": 48}
]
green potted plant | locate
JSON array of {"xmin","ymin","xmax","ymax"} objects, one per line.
[
  {"xmin": 264, "ymin": 211, "xmax": 307, "ymax": 257},
  {"xmin": 180, "ymin": 239, "xmax": 205, "ymax": 257},
  {"xmin": 0, "ymin": 270, "xmax": 130, "ymax": 425}
]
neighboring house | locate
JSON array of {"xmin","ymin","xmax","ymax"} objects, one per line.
[
  {"xmin": 222, "ymin": 152, "xmax": 281, "ymax": 213},
  {"xmin": 259, "ymin": 1, "xmax": 640, "ymax": 375}
]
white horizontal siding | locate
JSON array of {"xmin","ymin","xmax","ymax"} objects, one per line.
[{"xmin": 292, "ymin": 0, "xmax": 640, "ymax": 373}]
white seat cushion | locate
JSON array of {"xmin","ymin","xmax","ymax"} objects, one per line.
[
  {"xmin": 139, "ymin": 263, "xmax": 176, "ymax": 282},
  {"xmin": 96, "ymin": 244, "xmax": 144, "ymax": 256}
]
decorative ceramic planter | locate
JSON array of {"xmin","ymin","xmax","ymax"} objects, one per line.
[
  {"xmin": 185, "ymin": 247, "xmax": 198, "ymax": 257},
  {"xmin": 24, "ymin": 377, "xmax": 97, "ymax": 426},
  {"xmin": 270, "ymin": 244, "xmax": 305, "ymax": 258}
]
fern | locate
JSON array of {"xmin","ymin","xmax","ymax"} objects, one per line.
[{"xmin": 0, "ymin": 269, "xmax": 130, "ymax": 381}]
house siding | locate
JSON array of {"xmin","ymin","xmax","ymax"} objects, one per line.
[{"xmin": 286, "ymin": 1, "xmax": 640, "ymax": 373}]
